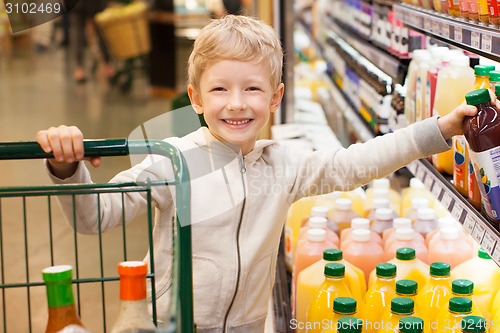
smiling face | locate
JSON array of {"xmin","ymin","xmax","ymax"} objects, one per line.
[{"xmin": 188, "ymin": 59, "xmax": 284, "ymax": 155}]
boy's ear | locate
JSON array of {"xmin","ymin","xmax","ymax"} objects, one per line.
[
  {"xmin": 270, "ymin": 83, "xmax": 285, "ymax": 113},
  {"xmin": 187, "ymin": 84, "xmax": 203, "ymax": 114}
]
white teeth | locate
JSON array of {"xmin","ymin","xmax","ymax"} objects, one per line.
[{"xmin": 225, "ymin": 119, "xmax": 250, "ymax": 125}]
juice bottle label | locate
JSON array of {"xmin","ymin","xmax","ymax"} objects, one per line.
[
  {"xmin": 478, "ymin": 0, "xmax": 489, "ymax": 14},
  {"xmin": 454, "ymin": 136, "xmax": 468, "ymax": 193},
  {"xmin": 469, "ymin": 147, "xmax": 500, "ymax": 221},
  {"xmin": 488, "ymin": 0, "xmax": 499, "ymax": 16},
  {"xmin": 469, "ymin": 0, "xmax": 479, "ymax": 12},
  {"xmin": 468, "ymin": 158, "xmax": 481, "ymax": 205}
]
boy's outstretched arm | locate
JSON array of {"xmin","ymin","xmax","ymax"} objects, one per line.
[{"xmin": 36, "ymin": 125, "xmax": 102, "ymax": 179}]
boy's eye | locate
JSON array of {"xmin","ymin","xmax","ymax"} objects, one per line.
[
  {"xmin": 212, "ymin": 87, "xmax": 225, "ymax": 91},
  {"xmin": 247, "ymin": 87, "xmax": 260, "ymax": 91}
]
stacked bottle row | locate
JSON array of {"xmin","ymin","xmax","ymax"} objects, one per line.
[
  {"xmin": 293, "ymin": 247, "xmax": 500, "ymax": 333},
  {"xmin": 43, "ymin": 261, "xmax": 156, "ymax": 333}
]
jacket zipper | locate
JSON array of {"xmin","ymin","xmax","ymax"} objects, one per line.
[{"xmin": 223, "ymin": 155, "xmax": 246, "ymax": 332}]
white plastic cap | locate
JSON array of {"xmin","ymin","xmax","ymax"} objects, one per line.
[
  {"xmin": 411, "ymin": 198, "xmax": 429, "ymax": 210},
  {"xmin": 429, "ymin": 46, "xmax": 449, "ymax": 59},
  {"xmin": 438, "ymin": 217, "xmax": 456, "ymax": 230},
  {"xmin": 352, "ymin": 229, "xmax": 371, "ymax": 242},
  {"xmin": 395, "ymin": 228, "xmax": 415, "ymax": 240},
  {"xmin": 417, "ymin": 208, "xmax": 436, "ymax": 220},
  {"xmin": 420, "ymin": 51, "xmax": 432, "ymax": 61},
  {"xmin": 307, "ymin": 228, "xmax": 327, "ymax": 242},
  {"xmin": 454, "ymin": 55, "xmax": 470, "ymax": 67},
  {"xmin": 409, "ymin": 178, "xmax": 425, "ymax": 189},
  {"xmin": 311, "ymin": 206, "xmax": 329, "ymax": 218},
  {"xmin": 375, "ymin": 208, "xmax": 394, "ymax": 220},
  {"xmin": 308, "ymin": 217, "xmax": 327, "ymax": 229},
  {"xmin": 442, "ymin": 49, "xmax": 463, "ymax": 63},
  {"xmin": 372, "ymin": 178, "xmax": 390, "ymax": 189},
  {"xmin": 373, "ymin": 198, "xmax": 390, "ymax": 209},
  {"xmin": 412, "ymin": 49, "xmax": 429, "ymax": 62},
  {"xmin": 393, "ymin": 217, "xmax": 412, "ymax": 229},
  {"xmin": 440, "ymin": 227, "xmax": 459, "ymax": 240},
  {"xmin": 335, "ymin": 198, "xmax": 352, "ymax": 211},
  {"xmin": 351, "ymin": 218, "xmax": 370, "ymax": 230},
  {"xmin": 373, "ymin": 188, "xmax": 390, "ymax": 199}
]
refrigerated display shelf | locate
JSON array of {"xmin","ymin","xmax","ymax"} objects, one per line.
[{"xmin": 394, "ymin": 3, "xmax": 500, "ymax": 62}]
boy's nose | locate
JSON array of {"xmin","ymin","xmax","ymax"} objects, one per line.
[{"xmin": 227, "ymin": 92, "xmax": 246, "ymax": 111}]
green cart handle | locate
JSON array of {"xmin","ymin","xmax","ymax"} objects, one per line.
[{"xmin": 0, "ymin": 139, "xmax": 195, "ymax": 333}]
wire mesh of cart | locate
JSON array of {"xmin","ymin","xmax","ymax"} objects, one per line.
[{"xmin": 0, "ymin": 139, "xmax": 195, "ymax": 333}]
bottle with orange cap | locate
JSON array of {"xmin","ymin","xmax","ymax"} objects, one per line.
[{"xmin": 111, "ymin": 261, "xmax": 156, "ymax": 333}]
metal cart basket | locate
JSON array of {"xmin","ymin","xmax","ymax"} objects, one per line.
[{"xmin": 0, "ymin": 139, "xmax": 194, "ymax": 333}]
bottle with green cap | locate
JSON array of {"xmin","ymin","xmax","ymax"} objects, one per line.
[
  {"xmin": 362, "ymin": 263, "xmax": 397, "ymax": 333},
  {"xmin": 42, "ymin": 265, "xmax": 89, "ymax": 333},
  {"xmin": 397, "ymin": 316, "xmax": 424, "ymax": 333},
  {"xmin": 417, "ymin": 262, "xmax": 452, "ymax": 323},
  {"xmin": 461, "ymin": 316, "xmax": 488, "ymax": 333},
  {"xmin": 463, "ymin": 88, "xmax": 500, "ymax": 228},
  {"xmin": 321, "ymin": 297, "xmax": 358, "ymax": 333},
  {"xmin": 451, "ymin": 248, "xmax": 500, "ymax": 321},
  {"xmin": 448, "ymin": 279, "xmax": 483, "ymax": 317},
  {"xmin": 336, "ymin": 316, "xmax": 364, "ymax": 333},
  {"xmin": 435, "ymin": 297, "xmax": 474, "ymax": 333},
  {"xmin": 379, "ymin": 297, "xmax": 415, "ymax": 333},
  {"xmin": 307, "ymin": 263, "xmax": 352, "ymax": 333},
  {"xmin": 295, "ymin": 249, "xmax": 365, "ymax": 333},
  {"xmin": 394, "ymin": 279, "xmax": 423, "ymax": 319},
  {"xmin": 489, "ymin": 70, "xmax": 500, "ymax": 89},
  {"xmin": 368, "ymin": 248, "xmax": 429, "ymax": 293}
]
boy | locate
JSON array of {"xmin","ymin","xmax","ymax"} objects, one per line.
[{"xmin": 37, "ymin": 15, "xmax": 478, "ymax": 333}]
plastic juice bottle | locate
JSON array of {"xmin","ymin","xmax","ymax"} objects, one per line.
[
  {"xmin": 402, "ymin": 178, "xmax": 433, "ymax": 215},
  {"xmin": 406, "ymin": 50, "xmax": 431, "ymax": 126},
  {"xmin": 304, "ymin": 206, "xmax": 342, "ymax": 236},
  {"xmin": 426, "ymin": 216, "xmax": 455, "ymax": 247},
  {"xmin": 451, "ymin": 248, "xmax": 500, "ymax": 321},
  {"xmin": 468, "ymin": 0, "xmax": 479, "ymax": 19},
  {"xmin": 449, "ymin": 0, "xmax": 461, "ymax": 15},
  {"xmin": 395, "ymin": 279, "xmax": 424, "ymax": 319},
  {"xmin": 330, "ymin": 199, "xmax": 361, "ymax": 232},
  {"xmin": 111, "ymin": 261, "xmax": 156, "ymax": 333},
  {"xmin": 341, "ymin": 218, "xmax": 383, "ymax": 251},
  {"xmin": 489, "ymin": 71, "xmax": 500, "ymax": 90},
  {"xmin": 491, "ymin": 289, "xmax": 500, "ymax": 323},
  {"xmin": 384, "ymin": 218, "xmax": 426, "ymax": 247},
  {"xmin": 385, "ymin": 228, "xmax": 429, "ymax": 263},
  {"xmin": 343, "ymin": 229, "xmax": 385, "ymax": 286},
  {"xmin": 379, "ymin": 297, "xmax": 416, "ymax": 333},
  {"xmin": 426, "ymin": 49, "xmax": 449, "ymax": 120},
  {"xmin": 364, "ymin": 178, "xmax": 401, "ymax": 216},
  {"xmin": 488, "ymin": 0, "xmax": 500, "ymax": 24},
  {"xmin": 340, "ymin": 188, "xmax": 366, "ymax": 217},
  {"xmin": 404, "ymin": 198, "xmax": 430, "ymax": 223},
  {"xmin": 335, "ymin": 317, "xmax": 364, "ymax": 333},
  {"xmin": 368, "ymin": 248, "xmax": 430, "ymax": 293},
  {"xmin": 320, "ymin": 297, "xmax": 358, "ymax": 333},
  {"xmin": 417, "ymin": 262, "xmax": 453, "ymax": 324},
  {"xmin": 42, "ymin": 265, "xmax": 88, "ymax": 333},
  {"xmin": 428, "ymin": 227, "xmax": 473, "ymax": 269},
  {"xmin": 294, "ymin": 229, "xmax": 337, "ymax": 291},
  {"xmin": 372, "ymin": 208, "xmax": 396, "ymax": 236},
  {"xmin": 450, "ymin": 279, "xmax": 483, "ymax": 317},
  {"xmin": 295, "ymin": 249, "xmax": 365, "ymax": 331},
  {"xmin": 460, "ymin": 316, "xmax": 488, "ymax": 333},
  {"xmin": 432, "ymin": 54, "xmax": 475, "ymax": 175},
  {"xmin": 397, "ymin": 317, "xmax": 425, "ymax": 333},
  {"xmin": 361, "ymin": 263, "xmax": 397, "ymax": 333},
  {"xmin": 416, "ymin": 51, "xmax": 433, "ymax": 123},
  {"xmin": 413, "ymin": 208, "xmax": 438, "ymax": 238},
  {"xmin": 298, "ymin": 217, "xmax": 340, "ymax": 249},
  {"xmin": 463, "ymin": 89, "xmax": 500, "ymax": 229},
  {"xmin": 366, "ymin": 198, "xmax": 392, "ymax": 222},
  {"xmin": 307, "ymin": 263, "xmax": 352, "ymax": 333},
  {"xmin": 478, "ymin": 0, "xmax": 490, "ymax": 22},
  {"xmin": 436, "ymin": 297, "xmax": 474, "ymax": 333}
]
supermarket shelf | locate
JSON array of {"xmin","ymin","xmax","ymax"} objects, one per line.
[
  {"xmin": 394, "ymin": 3, "xmax": 500, "ymax": 62},
  {"xmin": 407, "ymin": 158, "xmax": 500, "ymax": 266}
]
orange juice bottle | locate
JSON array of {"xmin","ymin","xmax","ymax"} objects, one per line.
[
  {"xmin": 304, "ymin": 206, "xmax": 341, "ymax": 236},
  {"xmin": 321, "ymin": 297, "xmax": 358, "ymax": 333},
  {"xmin": 385, "ymin": 219, "xmax": 426, "ymax": 250},
  {"xmin": 413, "ymin": 208, "xmax": 438, "ymax": 238},
  {"xmin": 371, "ymin": 208, "xmax": 396, "ymax": 237},
  {"xmin": 460, "ymin": 316, "xmax": 488, "ymax": 333},
  {"xmin": 384, "ymin": 228, "xmax": 429, "ymax": 263},
  {"xmin": 368, "ymin": 248, "xmax": 430, "ymax": 293},
  {"xmin": 451, "ymin": 248, "xmax": 500, "ymax": 321},
  {"xmin": 395, "ymin": 279, "xmax": 424, "ymax": 320},
  {"xmin": 343, "ymin": 229, "xmax": 385, "ymax": 286},
  {"xmin": 295, "ymin": 249, "xmax": 365, "ymax": 332},
  {"xmin": 362, "ymin": 263, "xmax": 397, "ymax": 333},
  {"xmin": 307, "ymin": 263, "xmax": 352, "ymax": 333},
  {"xmin": 436, "ymin": 297, "xmax": 473, "ymax": 333},
  {"xmin": 330, "ymin": 199, "xmax": 361, "ymax": 232},
  {"xmin": 379, "ymin": 297, "xmax": 416, "ymax": 333},
  {"xmin": 404, "ymin": 198, "xmax": 430, "ymax": 223},
  {"xmin": 298, "ymin": 217, "xmax": 340, "ymax": 249},
  {"xmin": 428, "ymin": 227, "xmax": 473, "ymax": 270},
  {"xmin": 341, "ymin": 218, "xmax": 383, "ymax": 251},
  {"xmin": 450, "ymin": 279, "xmax": 483, "ymax": 317},
  {"xmin": 417, "ymin": 262, "xmax": 452, "ymax": 324}
]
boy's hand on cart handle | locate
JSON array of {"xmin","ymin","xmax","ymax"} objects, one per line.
[
  {"xmin": 437, "ymin": 101, "xmax": 478, "ymax": 140},
  {"xmin": 36, "ymin": 125, "xmax": 102, "ymax": 179}
]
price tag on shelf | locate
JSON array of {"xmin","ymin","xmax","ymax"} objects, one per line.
[
  {"xmin": 441, "ymin": 193, "xmax": 453, "ymax": 210},
  {"xmin": 471, "ymin": 31, "xmax": 481, "ymax": 49},
  {"xmin": 481, "ymin": 232, "xmax": 496, "ymax": 255},
  {"xmin": 482, "ymin": 34, "xmax": 492, "ymax": 53},
  {"xmin": 432, "ymin": 20, "xmax": 440, "ymax": 34},
  {"xmin": 454, "ymin": 26, "xmax": 463, "ymax": 43},
  {"xmin": 441, "ymin": 23, "xmax": 450, "ymax": 39},
  {"xmin": 416, "ymin": 167, "xmax": 426, "ymax": 182},
  {"xmin": 424, "ymin": 174, "xmax": 434, "ymax": 189},
  {"xmin": 463, "ymin": 214, "xmax": 476, "ymax": 234},
  {"xmin": 472, "ymin": 222, "xmax": 485, "ymax": 243},
  {"xmin": 424, "ymin": 18, "xmax": 432, "ymax": 31},
  {"xmin": 431, "ymin": 182, "xmax": 442, "ymax": 198},
  {"xmin": 451, "ymin": 204, "xmax": 464, "ymax": 222}
]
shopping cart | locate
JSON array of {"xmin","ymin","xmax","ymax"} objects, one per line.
[{"xmin": 0, "ymin": 139, "xmax": 194, "ymax": 333}]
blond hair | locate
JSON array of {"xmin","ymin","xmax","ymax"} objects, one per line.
[{"xmin": 188, "ymin": 15, "xmax": 283, "ymax": 90}]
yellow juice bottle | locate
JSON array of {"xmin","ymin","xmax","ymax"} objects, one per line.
[
  {"xmin": 307, "ymin": 263, "xmax": 352, "ymax": 333},
  {"xmin": 490, "ymin": 289, "xmax": 500, "ymax": 323},
  {"xmin": 435, "ymin": 297, "xmax": 473, "ymax": 333},
  {"xmin": 397, "ymin": 317, "xmax": 425, "ymax": 333},
  {"xmin": 362, "ymin": 263, "xmax": 397, "ymax": 333},
  {"xmin": 321, "ymin": 297, "xmax": 358, "ymax": 333},
  {"xmin": 395, "ymin": 280, "xmax": 424, "ymax": 320},
  {"xmin": 450, "ymin": 280, "xmax": 483, "ymax": 317},
  {"xmin": 295, "ymin": 250, "xmax": 364, "ymax": 333},
  {"xmin": 379, "ymin": 297, "xmax": 416, "ymax": 333},
  {"xmin": 417, "ymin": 262, "xmax": 453, "ymax": 324},
  {"xmin": 460, "ymin": 316, "xmax": 488, "ymax": 333},
  {"xmin": 368, "ymin": 248, "xmax": 430, "ymax": 294},
  {"xmin": 336, "ymin": 317, "xmax": 364, "ymax": 333},
  {"xmin": 340, "ymin": 188, "xmax": 366, "ymax": 217}
]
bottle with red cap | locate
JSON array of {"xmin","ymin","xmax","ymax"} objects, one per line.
[{"xmin": 111, "ymin": 261, "xmax": 156, "ymax": 333}]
